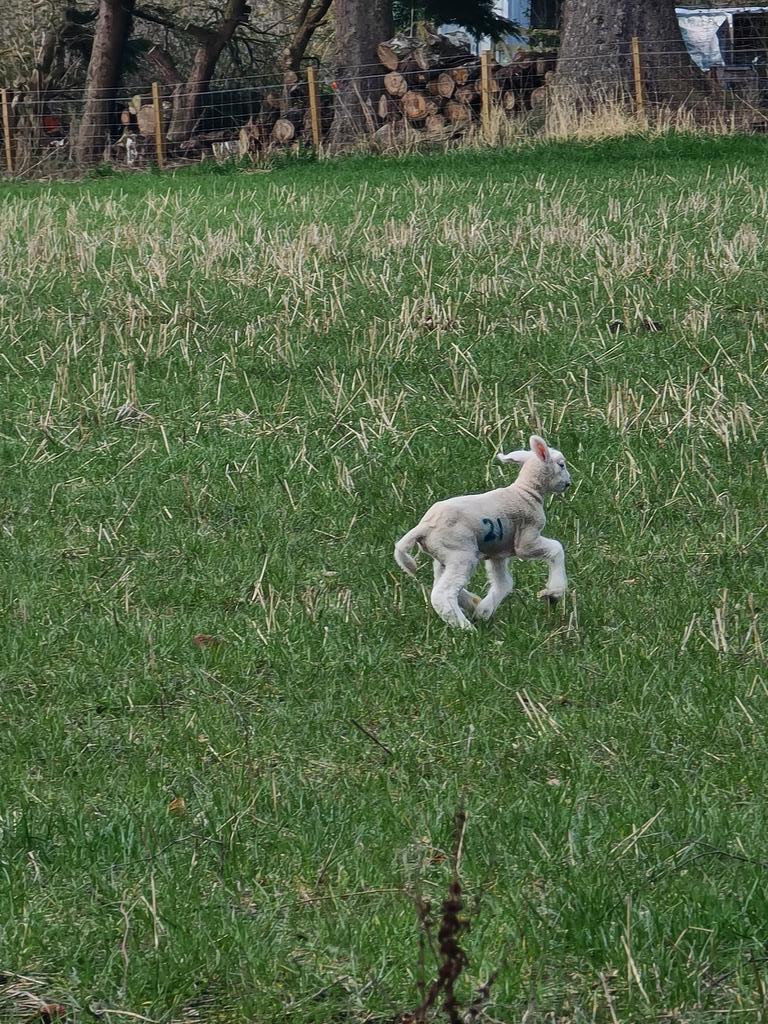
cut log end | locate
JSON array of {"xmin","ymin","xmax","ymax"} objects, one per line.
[
  {"xmin": 444, "ymin": 100, "xmax": 472, "ymax": 124},
  {"xmin": 402, "ymin": 90, "xmax": 428, "ymax": 121},
  {"xmin": 384, "ymin": 71, "xmax": 408, "ymax": 98},
  {"xmin": 377, "ymin": 42, "xmax": 402, "ymax": 72},
  {"xmin": 272, "ymin": 118, "xmax": 295, "ymax": 144},
  {"xmin": 136, "ymin": 105, "xmax": 155, "ymax": 136},
  {"xmin": 372, "ymin": 122, "xmax": 407, "ymax": 151},
  {"xmin": 425, "ymin": 113, "xmax": 447, "ymax": 138},
  {"xmin": 530, "ymin": 86, "xmax": 548, "ymax": 111},
  {"xmin": 437, "ymin": 72, "xmax": 456, "ymax": 98}
]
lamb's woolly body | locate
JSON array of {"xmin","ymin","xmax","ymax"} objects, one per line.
[{"xmin": 394, "ymin": 435, "xmax": 571, "ymax": 631}]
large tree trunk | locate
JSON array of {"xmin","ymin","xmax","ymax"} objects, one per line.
[
  {"xmin": 166, "ymin": 0, "xmax": 250, "ymax": 144},
  {"xmin": 282, "ymin": 0, "xmax": 334, "ymax": 74},
  {"xmin": 558, "ymin": 0, "xmax": 707, "ymax": 105},
  {"xmin": 75, "ymin": 0, "xmax": 135, "ymax": 164},
  {"xmin": 328, "ymin": 0, "xmax": 394, "ymax": 148}
]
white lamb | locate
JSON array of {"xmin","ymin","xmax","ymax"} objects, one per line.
[{"xmin": 394, "ymin": 435, "xmax": 571, "ymax": 631}]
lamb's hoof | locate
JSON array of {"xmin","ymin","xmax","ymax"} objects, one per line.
[
  {"xmin": 474, "ymin": 600, "xmax": 495, "ymax": 621},
  {"xmin": 538, "ymin": 589, "xmax": 563, "ymax": 605}
]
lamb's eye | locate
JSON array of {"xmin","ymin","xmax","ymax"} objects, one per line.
[{"xmin": 558, "ymin": 461, "xmax": 565, "ymax": 468}]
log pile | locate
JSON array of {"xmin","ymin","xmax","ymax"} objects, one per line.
[
  {"xmin": 113, "ymin": 73, "xmax": 334, "ymax": 164},
  {"xmin": 233, "ymin": 75, "xmax": 334, "ymax": 156},
  {"xmin": 372, "ymin": 32, "xmax": 557, "ymax": 146},
  {"xmin": 110, "ymin": 36, "xmax": 557, "ymax": 165}
]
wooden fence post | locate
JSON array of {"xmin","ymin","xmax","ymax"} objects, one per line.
[
  {"xmin": 480, "ymin": 50, "xmax": 492, "ymax": 140},
  {"xmin": 151, "ymin": 81, "xmax": 166, "ymax": 169},
  {"xmin": 307, "ymin": 66, "xmax": 322, "ymax": 150},
  {"xmin": 631, "ymin": 37, "xmax": 645, "ymax": 116},
  {"xmin": 1, "ymin": 88, "xmax": 13, "ymax": 174}
]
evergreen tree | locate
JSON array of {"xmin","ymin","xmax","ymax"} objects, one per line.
[{"xmin": 393, "ymin": 0, "xmax": 519, "ymax": 39}]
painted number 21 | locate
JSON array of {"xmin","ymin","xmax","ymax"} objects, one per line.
[{"xmin": 482, "ymin": 517, "xmax": 503, "ymax": 543}]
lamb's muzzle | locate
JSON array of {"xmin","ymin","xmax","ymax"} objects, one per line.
[{"xmin": 394, "ymin": 434, "xmax": 571, "ymax": 631}]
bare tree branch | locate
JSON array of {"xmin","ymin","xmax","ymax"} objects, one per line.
[{"xmin": 283, "ymin": 0, "xmax": 332, "ymax": 73}]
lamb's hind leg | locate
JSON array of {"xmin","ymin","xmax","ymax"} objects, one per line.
[
  {"xmin": 431, "ymin": 557, "xmax": 478, "ymax": 631},
  {"xmin": 433, "ymin": 560, "xmax": 480, "ymax": 618},
  {"xmin": 475, "ymin": 557, "xmax": 514, "ymax": 620}
]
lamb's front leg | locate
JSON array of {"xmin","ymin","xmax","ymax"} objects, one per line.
[{"xmin": 517, "ymin": 531, "xmax": 567, "ymax": 604}]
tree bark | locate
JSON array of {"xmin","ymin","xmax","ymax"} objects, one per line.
[
  {"xmin": 328, "ymin": 0, "xmax": 394, "ymax": 148},
  {"xmin": 147, "ymin": 45, "xmax": 182, "ymax": 87},
  {"xmin": 282, "ymin": 0, "xmax": 334, "ymax": 74},
  {"xmin": 75, "ymin": 0, "xmax": 135, "ymax": 164},
  {"xmin": 558, "ymin": 0, "xmax": 707, "ymax": 104},
  {"xmin": 166, "ymin": 0, "xmax": 250, "ymax": 144}
]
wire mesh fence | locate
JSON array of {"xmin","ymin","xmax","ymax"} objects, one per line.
[{"xmin": 2, "ymin": 38, "xmax": 767, "ymax": 178}]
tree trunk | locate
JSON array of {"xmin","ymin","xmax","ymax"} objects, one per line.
[
  {"xmin": 148, "ymin": 45, "xmax": 182, "ymax": 88},
  {"xmin": 75, "ymin": 0, "xmax": 135, "ymax": 164},
  {"xmin": 558, "ymin": 0, "xmax": 707, "ymax": 104},
  {"xmin": 282, "ymin": 0, "xmax": 333, "ymax": 74},
  {"xmin": 328, "ymin": 0, "xmax": 394, "ymax": 148},
  {"xmin": 166, "ymin": 0, "xmax": 250, "ymax": 144}
]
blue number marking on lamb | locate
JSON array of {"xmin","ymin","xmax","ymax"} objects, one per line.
[{"xmin": 482, "ymin": 518, "xmax": 504, "ymax": 543}]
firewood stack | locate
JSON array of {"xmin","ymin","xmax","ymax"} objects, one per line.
[
  {"xmin": 114, "ymin": 93, "xmax": 166, "ymax": 163},
  {"xmin": 114, "ymin": 73, "xmax": 335, "ymax": 163},
  {"xmin": 372, "ymin": 31, "xmax": 557, "ymax": 145},
  {"xmin": 110, "ymin": 36, "xmax": 557, "ymax": 165},
  {"xmin": 235, "ymin": 72, "xmax": 333, "ymax": 154}
]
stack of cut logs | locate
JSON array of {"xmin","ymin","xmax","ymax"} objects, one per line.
[
  {"xmin": 373, "ymin": 32, "xmax": 557, "ymax": 146},
  {"xmin": 114, "ymin": 77, "xmax": 334, "ymax": 162},
  {"xmin": 234, "ymin": 72, "xmax": 334, "ymax": 155},
  {"xmin": 114, "ymin": 93, "xmax": 163, "ymax": 164},
  {"xmin": 112, "ymin": 32, "xmax": 556, "ymax": 163}
]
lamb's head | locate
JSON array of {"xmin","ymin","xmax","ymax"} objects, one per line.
[{"xmin": 497, "ymin": 435, "xmax": 571, "ymax": 495}]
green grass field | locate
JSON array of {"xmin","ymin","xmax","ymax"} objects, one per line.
[{"xmin": 1, "ymin": 135, "xmax": 767, "ymax": 1023}]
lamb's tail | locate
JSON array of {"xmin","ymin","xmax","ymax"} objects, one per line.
[{"xmin": 394, "ymin": 526, "xmax": 424, "ymax": 577}]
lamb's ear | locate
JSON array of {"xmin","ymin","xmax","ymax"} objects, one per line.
[
  {"xmin": 497, "ymin": 450, "xmax": 530, "ymax": 464},
  {"xmin": 529, "ymin": 435, "xmax": 550, "ymax": 462}
]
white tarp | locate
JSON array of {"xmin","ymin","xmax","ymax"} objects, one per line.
[
  {"xmin": 677, "ymin": 11, "xmax": 729, "ymax": 69},
  {"xmin": 676, "ymin": 6, "xmax": 768, "ymax": 70}
]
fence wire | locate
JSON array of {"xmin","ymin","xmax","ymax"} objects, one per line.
[{"xmin": 2, "ymin": 39, "xmax": 767, "ymax": 178}]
